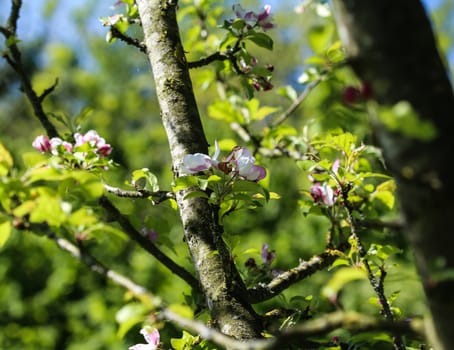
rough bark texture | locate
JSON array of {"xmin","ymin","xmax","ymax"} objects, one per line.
[
  {"xmin": 332, "ymin": 1, "xmax": 454, "ymax": 349},
  {"xmin": 136, "ymin": 0, "xmax": 262, "ymax": 340}
]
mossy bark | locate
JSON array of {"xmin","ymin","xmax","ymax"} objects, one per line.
[
  {"xmin": 136, "ymin": 0, "xmax": 262, "ymax": 340},
  {"xmin": 332, "ymin": 1, "xmax": 454, "ymax": 349}
]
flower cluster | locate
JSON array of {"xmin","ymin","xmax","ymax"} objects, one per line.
[
  {"xmin": 181, "ymin": 142, "xmax": 266, "ymax": 182},
  {"xmin": 129, "ymin": 327, "xmax": 160, "ymax": 350},
  {"xmin": 32, "ymin": 130, "xmax": 113, "ymax": 170},
  {"xmin": 232, "ymin": 4, "xmax": 275, "ymax": 32}
]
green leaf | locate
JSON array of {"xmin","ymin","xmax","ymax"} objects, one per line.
[
  {"xmin": 0, "ymin": 142, "xmax": 13, "ymax": 176},
  {"xmin": 0, "ymin": 220, "xmax": 12, "ymax": 248},
  {"xmin": 67, "ymin": 207, "xmax": 98, "ymax": 227},
  {"xmin": 322, "ymin": 267, "xmax": 367, "ymax": 299},
  {"xmin": 184, "ymin": 191, "xmax": 209, "ymax": 200},
  {"xmin": 329, "ymin": 258, "xmax": 351, "ymax": 270},
  {"xmin": 277, "ymin": 85, "xmax": 298, "ymax": 102},
  {"xmin": 26, "ymin": 166, "xmax": 66, "ymax": 184},
  {"xmin": 171, "ymin": 331, "xmax": 198, "ymax": 350},
  {"xmin": 29, "ymin": 192, "xmax": 67, "ymax": 226},
  {"xmin": 208, "ymin": 100, "xmax": 244, "ymax": 123},
  {"xmin": 131, "ymin": 168, "xmax": 159, "ymax": 192},
  {"xmin": 245, "ymin": 32, "xmax": 274, "ymax": 50},
  {"xmin": 69, "ymin": 171, "xmax": 104, "ymax": 199},
  {"xmin": 22, "ymin": 152, "xmax": 48, "ymax": 168},
  {"xmin": 307, "ymin": 23, "xmax": 335, "ymax": 55},
  {"xmin": 13, "ymin": 200, "xmax": 37, "ymax": 218},
  {"xmin": 371, "ymin": 190, "xmax": 395, "ymax": 210},
  {"xmin": 232, "ymin": 180, "xmax": 263, "ymax": 194},
  {"xmin": 325, "ymin": 40, "xmax": 346, "ymax": 63},
  {"xmin": 115, "ymin": 303, "xmax": 151, "ymax": 338},
  {"xmin": 218, "ymin": 32, "xmax": 238, "ymax": 51},
  {"xmin": 6, "ymin": 35, "xmax": 20, "ymax": 47},
  {"xmin": 368, "ymin": 244, "xmax": 402, "ymax": 261},
  {"xmin": 74, "ymin": 106, "xmax": 94, "ymax": 127},
  {"xmin": 251, "ymin": 105, "xmax": 280, "ymax": 121},
  {"xmin": 173, "ymin": 176, "xmax": 198, "ymax": 191}
]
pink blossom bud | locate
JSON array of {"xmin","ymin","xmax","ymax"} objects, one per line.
[
  {"xmin": 310, "ymin": 183, "xmax": 337, "ymax": 206},
  {"xmin": 32, "ymin": 135, "xmax": 51, "ymax": 153},
  {"xmin": 97, "ymin": 143, "xmax": 112, "ymax": 157},
  {"xmin": 257, "ymin": 5, "xmax": 275, "ymax": 31},
  {"xmin": 342, "ymin": 86, "xmax": 361, "ymax": 105}
]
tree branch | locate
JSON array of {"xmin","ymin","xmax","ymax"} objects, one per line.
[
  {"xmin": 248, "ymin": 249, "xmax": 341, "ymax": 303},
  {"xmin": 162, "ymin": 310, "xmax": 425, "ymax": 350},
  {"xmin": 136, "ymin": 0, "xmax": 263, "ymax": 339},
  {"xmin": 7, "ymin": 0, "xmax": 21, "ymax": 33}
]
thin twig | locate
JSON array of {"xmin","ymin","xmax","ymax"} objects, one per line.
[
  {"xmin": 341, "ymin": 186, "xmax": 406, "ymax": 350},
  {"xmin": 38, "ymin": 77, "xmax": 59, "ymax": 102},
  {"xmin": 271, "ymin": 77, "xmax": 322, "ymax": 128},
  {"xmin": 187, "ymin": 51, "xmax": 230, "ymax": 69},
  {"xmin": 98, "ymin": 195, "xmax": 201, "ymax": 292},
  {"xmin": 104, "ymin": 184, "xmax": 174, "ymax": 204},
  {"xmin": 110, "ymin": 26, "xmax": 147, "ymax": 53},
  {"xmin": 0, "ymin": 1, "xmax": 59, "ymax": 138}
]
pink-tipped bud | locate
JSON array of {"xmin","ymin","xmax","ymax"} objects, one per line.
[{"xmin": 32, "ymin": 135, "xmax": 51, "ymax": 153}]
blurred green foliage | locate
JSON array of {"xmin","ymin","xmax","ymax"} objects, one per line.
[{"xmin": 0, "ymin": 0, "xmax": 452, "ymax": 349}]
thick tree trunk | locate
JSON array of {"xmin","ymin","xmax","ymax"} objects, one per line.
[
  {"xmin": 136, "ymin": 0, "xmax": 262, "ymax": 340},
  {"xmin": 332, "ymin": 1, "xmax": 454, "ymax": 349}
]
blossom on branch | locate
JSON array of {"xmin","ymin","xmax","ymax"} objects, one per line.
[
  {"xmin": 224, "ymin": 146, "xmax": 266, "ymax": 181},
  {"xmin": 181, "ymin": 140, "xmax": 220, "ymax": 174},
  {"xmin": 256, "ymin": 5, "xmax": 274, "ymax": 31},
  {"xmin": 310, "ymin": 182, "xmax": 337, "ymax": 206},
  {"xmin": 50, "ymin": 137, "xmax": 73, "ymax": 155},
  {"xmin": 232, "ymin": 4, "xmax": 275, "ymax": 32},
  {"xmin": 32, "ymin": 135, "xmax": 52, "ymax": 153},
  {"xmin": 128, "ymin": 327, "xmax": 160, "ymax": 350},
  {"xmin": 181, "ymin": 142, "xmax": 266, "ymax": 182},
  {"xmin": 74, "ymin": 130, "xmax": 112, "ymax": 156},
  {"xmin": 32, "ymin": 130, "xmax": 113, "ymax": 170}
]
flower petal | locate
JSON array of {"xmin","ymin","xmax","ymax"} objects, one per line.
[{"xmin": 182, "ymin": 153, "xmax": 213, "ymax": 174}]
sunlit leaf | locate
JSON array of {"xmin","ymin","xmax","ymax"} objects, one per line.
[
  {"xmin": 116, "ymin": 302, "xmax": 151, "ymax": 338},
  {"xmin": 0, "ymin": 143, "xmax": 13, "ymax": 176},
  {"xmin": 245, "ymin": 32, "xmax": 274, "ymax": 50},
  {"xmin": 0, "ymin": 220, "xmax": 12, "ymax": 248},
  {"xmin": 322, "ymin": 267, "xmax": 367, "ymax": 299}
]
